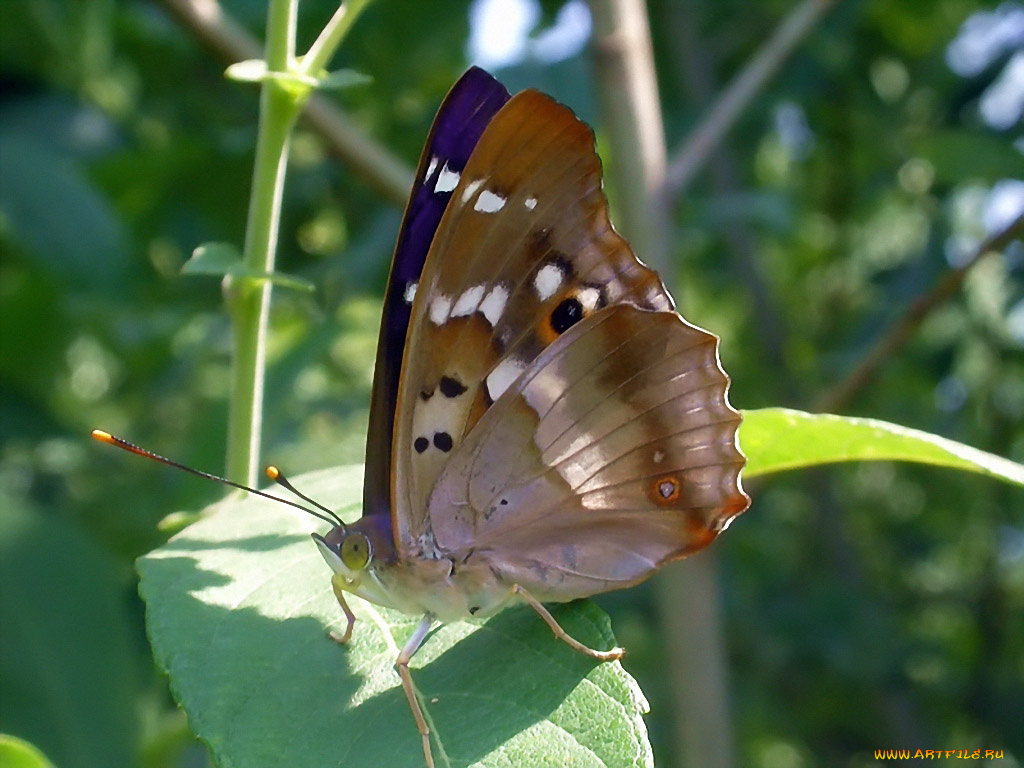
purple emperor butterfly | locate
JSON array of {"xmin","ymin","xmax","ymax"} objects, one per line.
[
  {"xmin": 95, "ymin": 67, "xmax": 749, "ymax": 768},
  {"xmin": 316, "ymin": 67, "xmax": 750, "ymax": 767}
]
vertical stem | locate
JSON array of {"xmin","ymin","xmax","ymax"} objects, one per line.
[
  {"xmin": 225, "ymin": 0, "xmax": 300, "ymax": 485},
  {"xmin": 655, "ymin": 554, "xmax": 736, "ymax": 768},
  {"xmin": 588, "ymin": 2, "xmax": 735, "ymax": 767},
  {"xmin": 588, "ymin": 0, "xmax": 669, "ymax": 274}
]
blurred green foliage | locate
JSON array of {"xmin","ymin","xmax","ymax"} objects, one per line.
[{"xmin": 0, "ymin": 0, "xmax": 1021, "ymax": 766}]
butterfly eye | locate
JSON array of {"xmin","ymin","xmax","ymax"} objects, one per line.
[{"xmin": 341, "ymin": 532, "xmax": 372, "ymax": 570}]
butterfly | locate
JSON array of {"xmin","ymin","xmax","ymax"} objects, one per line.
[{"xmin": 309, "ymin": 67, "xmax": 751, "ymax": 768}]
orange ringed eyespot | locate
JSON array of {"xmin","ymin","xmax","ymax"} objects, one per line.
[{"xmin": 654, "ymin": 476, "xmax": 681, "ymax": 504}]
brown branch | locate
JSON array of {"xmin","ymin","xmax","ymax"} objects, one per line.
[
  {"xmin": 815, "ymin": 212, "xmax": 1024, "ymax": 413},
  {"xmin": 157, "ymin": 0, "xmax": 413, "ymax": 206},
  {"xmin": 662, "ymin": 0, "xmax": 840, "ymax": 205}
]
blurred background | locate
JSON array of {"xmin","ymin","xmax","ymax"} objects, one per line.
[{"xmin": 1, "ymin": 0, "xmax": 1022, "ymax": 766}]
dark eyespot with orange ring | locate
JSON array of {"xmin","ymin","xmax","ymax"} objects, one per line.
[
  {"xmin": 550, "ymin": 297, "xmax": 584, "ymax": 334},
  {"xmin": 653, "ymin": 475, "xmax": 682, "ymax": 504}
]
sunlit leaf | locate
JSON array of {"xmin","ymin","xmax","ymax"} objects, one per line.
[
  {"xmin": 225, "ymin": 59, "xmax": 269, "ymax": 83},
  {"xmin": 225, "ymin": 59, "xmax": 319, "ymax": 96},
  {"xmin": 138, "ymin": 468, "xmax": 653, "ymax": 768},
  {"xmin": 740, "ymin": 408, "xmax": 1024, "ymax": 486}
]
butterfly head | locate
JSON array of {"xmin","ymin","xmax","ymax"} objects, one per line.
[{"xmin": 311, "ymin": 514, "xmax": 395, "ymax": 584}]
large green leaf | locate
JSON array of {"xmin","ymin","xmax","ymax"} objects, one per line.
[
  {"xmin": 137, "ymin": 466, "xmax": 652, "ymax": 768},
  {"xmin": 740, "ymin": 408, "xmax": 1024, "ymax": 485}
]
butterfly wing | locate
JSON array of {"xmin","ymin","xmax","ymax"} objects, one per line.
[
  {"xmin": 393, "ymin": 90, "xmax": 673, "ymax": 550},
  {"xmin": 363, "ymin": 68, "xmax": 509, "ymax": 526},
  {"xmin": 427, "ymin": 304, "xmax": 749, "ymax": 600}
]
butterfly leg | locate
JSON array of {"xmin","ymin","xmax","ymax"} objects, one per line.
[
  {"xmin": 514, "ymin": 585, "xmax": 625, "ymax": 662},
  {"xmin": 396, "ymin": 614, "xmax": 437, "ymax": 768},
  {"xmin": 329, "ymin": 580, "xmax": 357, "ymax": 645}
]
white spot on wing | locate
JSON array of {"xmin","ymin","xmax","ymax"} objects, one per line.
[
  {"xmin": 403, "ymin": 281, "xmax": 418, "ymax": 304},
  {"xmin": 474, "ymin": 190, "xmax": 506, "ymax": 213},
  {"xmin": 533, "ymin": 263, "xmax": 564, "ymax": 301},
  {"xmin": 461, "ymin": 178, "xmax": 484, "ymax": 203},
  {"xmin": 486, "ymin": 358, "xmax": 526, "ymax": 402},
  {"xmin": 452, "ymin": 285, "xmax": 485, "ymax": 317},
  {"xmin": 434, "ymin": 163, "xmax": 460, "ymax": 193},
  {"xmin": 429, "ymin": 294, "xmax": 452, "ymax": 325},
  {"xmin": 654, "ymin": 450, "xmax": 665, "ymax": 464},
  {"xmin": 525, "ymin": 197, "xmax": 538, "ymax": 210},
  {"xmin": 424, "ymin": 155, "xmax": 439, "ymax": 182},
  {"xmin": 578, "ymin": 287, "xmax": 601, "ymax": 311},
  {"xmin": 479, "ymin": 284, "xmax": 509, "ymax": 326}
]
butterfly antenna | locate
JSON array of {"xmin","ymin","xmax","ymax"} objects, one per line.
[
  {"xmin": 91, "ymin": 429, "xmax": 342, "ymax": 528},
  {"xmin": 265, "ymin": 466, "xmax": 344, "ymax": 527}
]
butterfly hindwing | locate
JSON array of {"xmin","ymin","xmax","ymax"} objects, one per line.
[
  {"xmin": 426, "ymin": 304, "xmax": 748, "ymax": 599},
  {"xmin": 393, "ymin": 90, "xmax": 675, "ymax": 547}
]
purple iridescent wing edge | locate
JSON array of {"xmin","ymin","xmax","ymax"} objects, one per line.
[{"xmin": 362, "ymin": 67, "xmax": 511, "ymax": 528}]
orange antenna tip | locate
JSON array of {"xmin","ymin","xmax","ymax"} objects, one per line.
[
  {"xmin": 92, "ymin": 429, "xmax": 115, "ymax": 443},
  {"xmin": 266, "ymin": 466, "xmax": 281, "ymax": 480}
]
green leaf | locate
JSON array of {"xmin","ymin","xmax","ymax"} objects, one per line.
[
  {"xmin": 913, "ymin": 130, "xmax": 1024, "ymax": 185},
  {"xmin": 0, "ymin": 133, "xmax": 128, "ymax": 293},
  {"xmin": 182, "ymin": 242, "xmax": 315, "ymax": 292},
  {"xmin": 224, "ymin": 59, "xmax": 320, "ymax": 98},
  {"xmin": 316, "ymin": 68, "xmax": 373, "ymax": 91},
  {"xmin": 0, "ymin": 503, "xmax": 141, "ymax": 768},
  {"xmin": 138, "ymin": 467, "xmax": 652, "ymax": 768},
  {"xmin": 225, "ymin": 61, "xmax": 369, "ymax": 94},
  {"xmin": 181, "ymin": 242, "xmax": 243, "ymax": 275},
  {"xmin": 0, "ymin": 735, "xmax": 57, "ymax": 768},
  {"xmin": 740, "ymin": 408, "xmax": 1024, "ymax": 486},
  {"xmin": 224, "ymin": 59, "xmax": 270, "ymax": 83}
]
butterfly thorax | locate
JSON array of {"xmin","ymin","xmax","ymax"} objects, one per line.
[{"xmin": 314, "ymin": 517, "xmax": 512, "ymax": 623}]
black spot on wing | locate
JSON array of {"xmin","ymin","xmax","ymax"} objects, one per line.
[
  {"xmin": 550, "ymin": 297, "xmax": 584, "ymax": 334},
  {"xmin": 414, "ymin": 436, "xmax": 429, "ymax": 453},
  {"xmin": 439, "ymin": 375, "xmax": 467, "ymax": 398},
  {"xmin": 433, "ymin": 432, "xmax": 453, "ymax": 452}
]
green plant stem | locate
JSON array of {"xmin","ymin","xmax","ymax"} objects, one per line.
[
  {"xmin": 302, "ymin": 0, "xmax": 374, "ymax": 76},
  {"xmin": 225, "ymin": 0, "xmax": 376, "ymax": 485},
  {"xmin": 225, "ymin": 0, "xmax": 300, "ymax": 486}
]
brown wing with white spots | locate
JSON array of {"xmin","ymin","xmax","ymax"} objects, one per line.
[
  {"xmin": 426, "ymin": 305, "xmax": 749, "ymax": 600},
  {"xmin": 393, "ymin": 90, "xmax": 672, "ymax": 550}
]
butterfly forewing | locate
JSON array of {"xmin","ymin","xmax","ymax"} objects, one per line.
[
  {"xmin": 426, "ymin": 305, "xmax": 748, "ymax": 600},
  {"xmin": 394, "ymin": 90, "xmax": 676, "ymax": 548},
  {"xmin": 363, "ymin": 68, "xmax": 509, "ymax": 526}
]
